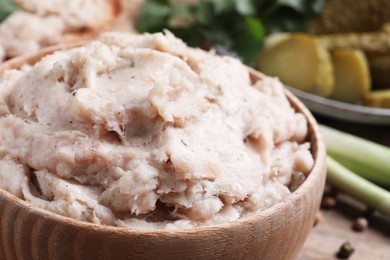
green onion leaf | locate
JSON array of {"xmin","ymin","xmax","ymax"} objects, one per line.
[
  {"xmin": 327, "ymin": 156, "xmax": 390, "ymax": 216},
  {"xmin": 320, "ymin": 124, "xmax": 390, "ymax": 187}
]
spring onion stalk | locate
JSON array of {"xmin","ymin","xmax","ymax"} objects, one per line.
[
  {"xmin": 320, "ymin": 124, "xmax": 390, "ymax": 187},
  {"xmin": 327, "ymin": 156, "xmax": 390, "ymax": 216}
]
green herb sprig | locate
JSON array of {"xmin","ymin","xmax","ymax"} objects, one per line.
[{"xmin": 136, "ymin": 0, "xmax": 324, "ymax": 66}]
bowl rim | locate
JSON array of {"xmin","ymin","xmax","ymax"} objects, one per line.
[{"xmin": 0, "ymin": 46, "xmax": 327, "ymax": 235}]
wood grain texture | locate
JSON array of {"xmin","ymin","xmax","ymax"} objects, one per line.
[
  {"xmin": 301, "ymin": 117, "xmax": 390, "ymax": 260},
  {"xmin": 300, "ymin": 194, "xmax": 390, "ymax": 260},
  {"xmin": 0, "ymin": 48, "xmax": 327, "ymax": 260}
]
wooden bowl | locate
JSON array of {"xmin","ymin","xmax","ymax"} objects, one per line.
[{"xmin": 0, "ymin": 45, "xmax": 327, "ymax": 260}]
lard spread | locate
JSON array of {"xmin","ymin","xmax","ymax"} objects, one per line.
[
  {"xmin": 0, "ymin": 0, "xmax": 115, "ymax": 61},
  {"xmin": 0, "ymin": 32, "xmax": 314, "ymax": 230}
]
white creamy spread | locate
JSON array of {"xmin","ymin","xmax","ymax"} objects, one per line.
[
  {"xmin": 14, "ymin": 0, "xmax": 112, "ymax": 30},
  {"xmin": 0, "ymin": 32, "xmax": 314, "ymax": 230},
  {"xmin": 0, "ymin": 0, "xmax": 115, "ymax": 61}
]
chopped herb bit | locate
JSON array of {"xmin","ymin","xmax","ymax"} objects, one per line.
[{"xmin": 180, "ymin": 139, "xmax": 188, "ymax": 146}]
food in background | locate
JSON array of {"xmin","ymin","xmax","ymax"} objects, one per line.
[
  {"xmin": 257, "ymin": 33, "xmax": 334, "ymax": 97},
  {"xmin": 329, "ymin": 49, "xmax": 370, "ymax": 103},
  {"xmin": 307, "ymin": 0, "xmax": 390, "ymax": 34},
  {"xmin": 135, "ymin": 0, "xmax": 324, "ymax": 66},
  {"xmin": 364, "ymin": 89, "xmax": 390, "ymax": 108},
  {"xmin": 322, "ymin": 125, "xmax": 390, "ymax": 217},
  {"xmin": 317, "ymin": 24, "xmax": 390, "ymax": 90},
  {"xmin": 256, "ymin": 29, "xmax": 390, "ymax": 107}
]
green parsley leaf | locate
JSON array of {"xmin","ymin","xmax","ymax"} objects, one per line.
[
  {"xmin": 233, "ymin": 17, "xmax": 264, "ymax": 65},
  {"xmin": 196, "ymin": 0, "xmax": 214, "ymax": 25},
  {"xmin": 135, "ymin": 0, "xmax": 170, "ymax": 32},
  {"xmin": 245, "ymin": 16, "xmax": 265, "ymax": 41},
  {"xmin": 136, "ymin": 0, "xmax": 324, "ymax": 66}
]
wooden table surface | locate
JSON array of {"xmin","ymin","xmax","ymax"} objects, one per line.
[
  {"xmin": 299, "ymin": 116, "xmax": 390, "ymax": 260},
  {"xmin": 300, "ymin": 193, "xmax": 390, "ymax": 259}
]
